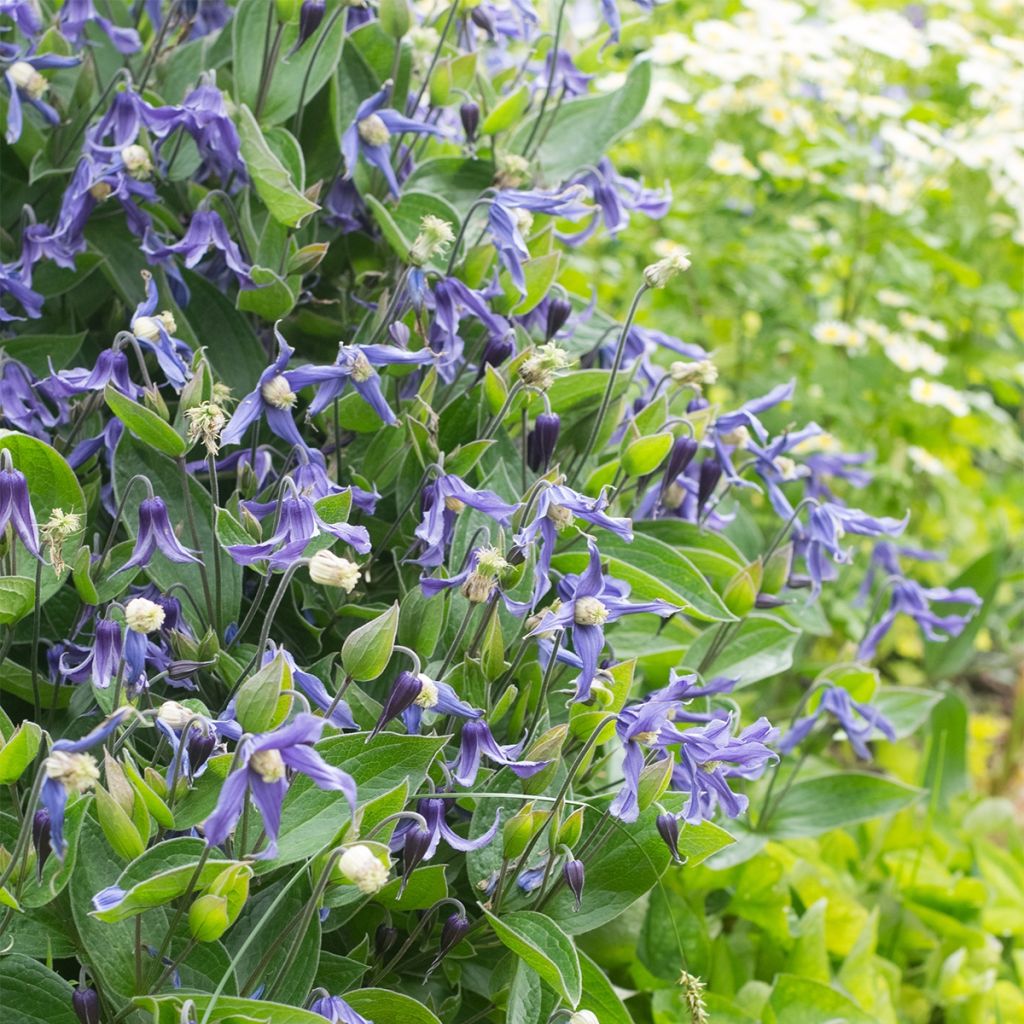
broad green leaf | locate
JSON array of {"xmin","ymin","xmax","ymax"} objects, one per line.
[
  {"xmin": 621, "ymin": 431, "xmax": 673, "ymax": 476},
  {"xmin": 405, "ymin": 158, "xmax": 493, "ymax": 216},
  {"xmin": 639, "ymin": 884, "xmax": 710, "ymax": 981},
  {"xmin": 236, "ymin": 265, "xmax": 299, "ymax": 320},
  {"xmin": 341, "ymin": 602, "xmax": 399, "ymax": 681},
  {"xmin": 577, "ymin": 950, "xmax": 636, "ymax": 1024},
  {"xmin": 135, "ymin": 994, "xmax": 325, "ymax": 1024},
  {"xmin": 922, "ymin": 691, "xmax": 969, "ymax": 804},
  {"xmin": 764, "ymin": 772, "xmax": 922, "ymax": 839},
  {"xmin": 482, "ymin": 84, "xmax": 530, "ymax": 134},
  {"xmin": 483, "ymin": 909, "xmax": 582, "ymax": 1006},
  {"xmin": 764, "ymin": 974, "xmax": 876, "ymax": 1024},
  {"xmin": 343, "ymin": 989, "xmax": 443, "ymax": 1024},
  {"xmin": 0, "ymin": 576, "xmax": 35, "ymax": 625},
  {"xmin": 0, "ymin": 332, "xmax": 85, "ymax": 374},
  {"xmin": 513, "ymin": 60, "xmax": 651, "ymax": 182},
  {"xmin": 683, "ymin": 613, "xmax": 800, "ymax": 685},
  {"xmin": 237, "ymin": 104, "xmax": 319, "ymax": 227},
  {"xmin": 105, "ymin": 384, "xmax": 187, "ymax": 457},
  {"xmin": 0, "ymin": 720, "xmax": 41, "ymax": 783},
  {"xmin": 0, "ymin": 954, "xmax": 78, "ymax": 1024}
]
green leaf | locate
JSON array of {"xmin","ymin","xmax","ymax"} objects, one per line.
[
  {"xmin": 0, "ymin": 332, "xmax": 85, "ymax": 374},
  {"xmin": 91, "ymin": 838, "xmax": 244, "ymax": 923},
  {"xmin": 496, "ymin": 251, "xmax": 562, "ymax": 315},
  {"xmin": 512, "ymin": 60, "xmax": 651, "ymax": 183},
  {"xmin": 0, "ymin": 577, "xmax": 35, "ymax": 626},
  {"xmin": 482, "ymin": 909, "xmax": 582, "ymax": 1006},
  {"xmin": 577, "ymin": 951, "xmax": 636, "ymax": 1024},
  {"xmin": 0, "ymin": 720, "xmax": 41, "ymax": 783},
  {"xmin": 552, "ymin": 532, "xmax": 732, "ymax": 622},
  {"xmin": 135, "ymin": 994, "xmax": 325, "ymax": 1024},
  {"xmin": 104, "ymin": 384, "xmax": 187, "ymax": 457},
  {"xmin": 237, "ymin": 104, "xmax": 319, "ymax": 227},
  {"xmin": 922, "ymin": 691, "xmax": 969, "ymax": 803},
  {"xmin": 621, "ymin": 431, "xmax": 673, "ymax": 476},
  {"xmin": 0, "ymin": 430, "xmax": 86, "ymax": 609},
  {"xmin": 0, "ymin": 954, "xmax": 78, "ymax": 1024},
  {"xmin": 341, "ymin": 602, "xmax": 399, "ymax": 681},
  {"xmin": 683, "ymin": 613, "xmax": 800, "ymax": 685},
  {"xmin": 342, "ymin": 989, "xmax": 443, "ymax": 1024},
  {"xmin": 508, "ymin": 961, "xmax": 547, "ymax": 1024},
  {"xmin": 482, "ymin": 84, "xmax": 531, "ymax": 134},
  {"xmin": 764, "ymin": 974, "xmax": 876, "ymax": 1024},
  {"xmin": 405, "ymin": 158, "xmax": 494, "ymax": 217},
  {"xmin": 764, "ymin": 772, "xmax": 922, "ymax": 839},
  {"xmin": 236, "ymin": 265, "xmax": 299, "ymax": 320}
]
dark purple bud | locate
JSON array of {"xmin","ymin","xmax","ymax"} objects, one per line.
[
  {"xmin": 186, "ymin": 729, "xmax": 216, "ymax": 773},
  {"xmin": 400, "ymin": 824, "xmax": 433, "ymax": 892},
  {"xmin": 563, "ymin": 858, "xmax": 585, "ymax": 910},
  {"xmin": 33, "ymin": 809, "xmax": 51, "ymax": 880},
  {"xmin": 459, "ymin": 102, "xmax": 480, "ymax": 143},
  {"xmin": 754, "ymin": 593, "xmax": 786, "ymax": 608},
  {"xmin": 527, "ymin": 412, "xmax": 560, "ymax": 472},
  {"xmin": 697, "ymin": 458, "xmax": 723, "ymax": 511},
  {"xmin": 167, "ymin": 659, "xmax": 212, "ymax": 681},
  {"xmin": 72, "ymin": 987, "xmax": 101, "ymax": 1024},
  {"xmin": 375, "ymin": 922, "xmax": 399, "ymax": 958},
  {"xmin": 544, "ymin": 297, "xmax": 572, "ymax": 340},
  {"xmin": 687, "ymin": 395, "xmax": 709, "ymax": 413},
  {"xmin": 656, "ymin": 812, "xmax": 682, "ymax": 863},
  {"xmin": 297, "ymin": 0, "xmax": 326, "ymax": 47},
  {"xmin": 369, "ymin": 671, "xmax": 423, "ymax": 739},
  {"xmin": 663, "ymin": 436, "xmax": 698, "ymax": 483},
  {"xmin": 477, "ymin": 331, "xmax": 515, "ymax": 376},
  {"xmin": 434, "ymin": 911, "xmax": 470, "ymax": 965},
  {"xmin": 469, "ymin": 6, "xmax": 494, "ymax": 35}
]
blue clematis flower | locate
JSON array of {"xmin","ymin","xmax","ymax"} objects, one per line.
[
  {"xmin": 598, "ymin": 0, "xmax": 653, "ymax": 44},
  {"xmin": 515, "ymin": 483, "xmax": 633, "ymax": 606},
  {"xmin": 286, "ymin": 342, "xmax": 434, "ymax": 426},
  {"xmin": 2, "ymin": 49, "xmax": 80, "ymax": 144},
  {"xmin": 220, "ymin": 326, "xmax": 309, "ymax": 450},
  {"xmin": 527, "ymin": 540, "xmax": 677, "ymax": 700},
  {"xmin": 59, "ymin": 0, "xmax": 142, "ymax": 53},
  {"xmin": 0, "ymin": 462, "xmax": 41, "ymax": 557},
  {"xmin": 41, "ymin": 709, "xmax": 131, "ymax": 858},
  {"xmin": 671, "ymin": 715, "xmax": 778, "ymax": 824},
  {"xmin": 203, "ymin": 713, "xmax": 356, "ymax": 860},
  {"xmin": 390, "ymin": 795, "xmax": 500, "ymax": 862},
  {"xmin": 116, "ymin": 497, "xmax": 200, "ymax": 575},
  {"xmin": 41, "ymin": 348, "xmax": 140, "ymax": 402},
  {"xmin": 144, "ymin": 210, "xmax": 253, "ymax": 289},
  {"xmin": 341, "ymin": 81, "xmax": 445, "ymax": 197},
  {"xmin": 0, "ymin": 357, "xmax": 62, "ymax": 440},
  {"xmin": 0, "ymin": 247, "xmax": 43, "ymax": 321},
  {"xmin": 263, "ymin": 642, "xmax": 358, "ymax": 731},
  {"xmin": 780, "ymin": 684, "xmax": 895, "ymax": 760},
  {"xmin": 427, "ymin": 276, "xmax": 515, "ymax": 382},
  {"xmin": 228, "ymin": 492, "xmax": 370, "ymax": 570},
  {"xmin": 487, "ymin": 187, "xmax": 590, "ymax": 293},
  {"xmin": 563, "ymin": 158, "xmax": 670, "ymax": 243},
  {"xmin": 58, "ymin": 618, "xmax": 123, "ymax": 690},
  {"xmin": 309, "ymin": 993, "xmax": 373, "ymax": 1024},
  {"xmin": 0, "ymin": 1, "xmax": 43, "ymax": 35},
  {"xmin": 412, "ymin": 474, "xmax": 519, "ymax": 568},
  {"xmin": 398, "ymin": 674, "xmax": 483, "ymax": 735},
  {"xmin": 420, "ymin": 546, "xmax": 530, "ymax": 615},
  {"xmin": 449, "ymin": 719, "xmax": 550, "ymax": 787}
]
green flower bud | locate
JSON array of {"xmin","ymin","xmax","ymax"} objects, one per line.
[{"xmin": 189, "ymin": 894, "xmax": 230, "ymax": 943}]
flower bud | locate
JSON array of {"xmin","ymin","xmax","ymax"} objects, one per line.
[
  {"xmin": 369, "ymin": 670, "xmax": 422, "ymax": 739},
  {"xmin": 477, "ymin": 332, "xmax": 515, "ymax": 376},
  {"xmin": 125, "ymin": 597, "xmax": 165, "ymax": 634},
  {"xmin": 503, "ymin": 802, "xmax": 539, "ymax": 859},
  {"xmin": 309, "ymin": 550, "xmax": 361, "ymax": 592},
  {"xmin": 432, "ymin": 910, "xmax": 470, "ymax": 967},
  {"xmin": 459, "ymin": 101, "xmax": 480, "ymax": 142},
  {"xmin": 570, "ymin": 1012, "xmax": 599, "ymax": 1024},
  {"xmin": 696, "ymin": 458, "xmax": 722, "ymax": 512},
  {"xmin": 375, "ymin": 922, "xmax": 399, "ymax": 957},
  {"xmin": 643, "ymin": 248, "xmax": 691, "ymax": 288},
  {"xmin": 545, "ymin": 297, "xmax": 572, "ymax": 340},
  {"xmin": 296, "ymin": 0, "xmax": 325, "ymax": 46},
  {"xmin": 663, "ymin": 436, "xmax": 699, "ymax": 485},
  {"xmin": 656, "ymin": 812, "xmax": 682, "ymax": 863},
  {"xmin": 400, "ymin": 823, "xmax": 432, "ymax": 890},
  {"xmin": 32, "ymin": 809, "xmax": 51, "ymax": 879},
  {"xmin": 722, "ymin": 559, "xmax": 762, "ymax": 617},
  {"xmin": 338, "ymin": 844, "xmax": 389, "ymax": 894},
  {"xmin": 9, "ymin": 61, "xmax": 47, "ymax": 99},
  {"xmin": 72, "ymin": 987, "xmax": 101, "ymax": 1024},
  {"xmin": 143, "ymin": 385, "xmax": 170, "ymax": 421},
  {"xmin": 761, "ymin": 543, "xmax": 793, "ymax": 596},
  {"xmin": 563, "ymin": 858, "xmax": 585, "ymax": 910},
  {"xmin": 189, "ymin": 893, "xmax": 230, "ymax": 942},
  {"xmin": 557, "ymin": 807, "xmax": 584, "ymax": 848},
  {"xmin": 186, "ymin": 729, "xmax": 217, "ymax": 773},
  {"xmin": 527, "ymin": 412, "xmax": 560, "ymax": 472}
]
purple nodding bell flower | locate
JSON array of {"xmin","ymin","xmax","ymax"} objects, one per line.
[
  {"xmin": 780, "ymin": 685, "xmax": 896, "ymax": 761},
  {"xmin": 144, "ymin": 209, "xmax": 253, "ymax": 290},
  {"xmin": 390, "ymin": 796, "xmax": 500, "ymax": 863},
  {"xmin": 341, "ymin": 80, "xmax": 445, "ymax": 197},
  {"xmin": 369, "ymin": 670, "xmax": 423, "ymax": 739},
  {"xmin": 219, "ymin": 325, "xmax": 309, "ymax": 451},
  {"xmin": 545, "ymin": 296, "xmax": 572, "ymax": 340},
  {"xmin": 477, "ymin": 331, "xmax": 515, "ymax": 377},
  {"xmin": 32, "ymin": 809, "xmax": 51, "ymax": 880},
  {"xmin": 697, "ymin": 458, "xmax": 723, "ymax": 513},
  {"xmin": 263, "ymin": 644, "xmax": 357, "ymax": 732},
  {"xmin": 460, "ymin": 101, "xmax": 479, "ymax": 142},
  {"xmin": 59, "ymin": 618, "xmax": 124, "ymax": 690},
  {"xmin": 664, "ymin": 436, "xmax": 699, "ymax": 485},
  {"xmin": 0, "ymin": 464, "xmax": 41, "ymax": 558},
  {"xmin": 72, "ymin": 987, "xmax": 101, "ymax": 1024},
  {"xmin": 40, "ymin": 709, "xmax": 131, "ymax": 858},
  {"xmin": 412, "ymin": 474, "xmax": 519, "ymax": 569},
  {"xmin": 449, "ymin": 719, "xmax": 551, "ymax": 788},
  {"xmin": 431, "ymin": 911, "xmax": 470, "ymax": 971},
  {"xmin": 527, "ymin": 539, "xmax": 677, "ymax": 700},
  {"xmin": 3, "ymin": 50, "xmax": 80, "ymax": 145},
  {"xmin": 293, "ymin": 0, "xmax": 326, "ymax": 53},
  {"xmin": 203, "ymin": 713, "xmax": 357, "ymax": 860},
  {"xmin": 400, "ymin": 676, "xmax": 483, "ymax": 735},
  {"xmin": 116, "ymin": 497, "xmax": 200, "ymax": 574},
  {"xmin": 60, "ymin": 0, "xmax": 142, "ymax": 52},
  {"xmin": 308, "ymin": 994, "xmax": 373, "ymax": 1024},
  {"xmin": 527, "ymin": 412, "xmax": 560, "ymax": 472},
  {"xmin": 656, "ymin": 812, "xmax": 682, "ymax": 863},
  {"xmin": 563, "ymin": 858, "xmax": 585, "ymax": 910},
  {"xmin": 127, "ymin": 272, "xmax": 193, "ymax": 390}
]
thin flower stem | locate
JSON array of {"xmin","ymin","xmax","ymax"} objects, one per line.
[
  {"xmin": 176, "ymin": 458, "xmax": 217, "ymax": 630},
  {"xmin": 29, "ymin": 557, "xmax": 43, "ymax": 724},
  {"xmin": 568, "ymin": 284, "xmax": 649, "ymax": 486},
  {"xmin": 526, "ymin": 630, "xmax": 563, "ymax": 740},
  {"xmin": 521, "ymin": 0, "xmax": 568, "ymax": 154},
  {"xmin": 292, "ymin": 9, "xmax": 345, "ymax": 139},
  {"xmin": 207, "ymin": 453, "xmax": 223, "ymax": 641},
  {"xmin": 439, "ymin": 601, "xmax": 477, "ymax": 678},
  {"xmin": 149, "ymin": 845, "xmax": 211, "ymax": 976},
  {"xmin": 482, "ymin": 382, "xmax": 525, "ymax": 438}
]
